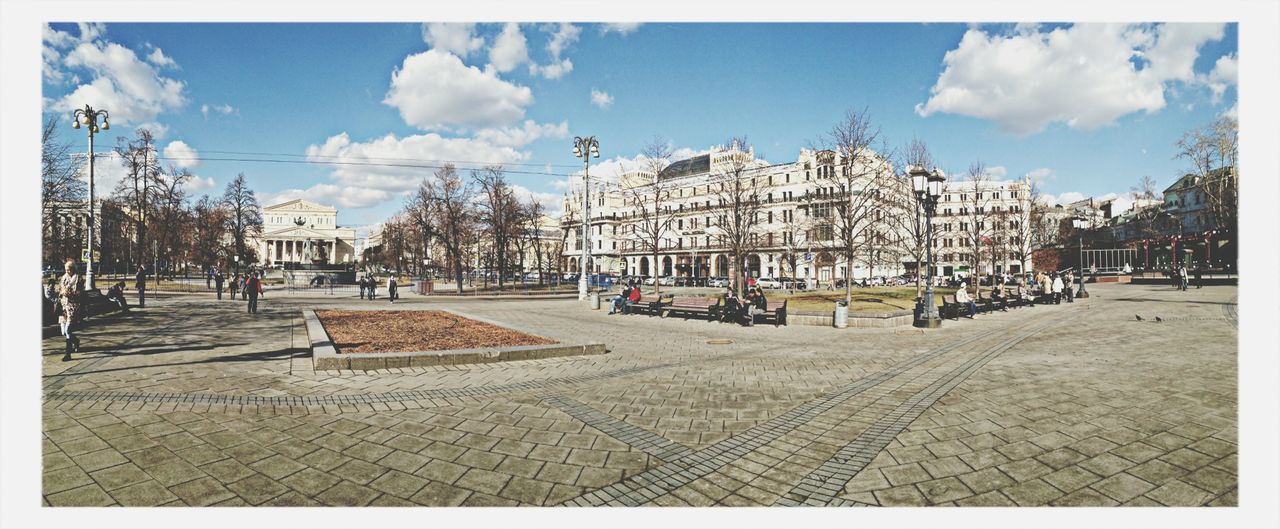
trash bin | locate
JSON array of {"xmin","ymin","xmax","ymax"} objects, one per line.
[
  {"xmin": 834, "ymin": 300, "xmax": 849, "ymax": 329},
  {"xmin": 591, "ymin": 292, "xmax": 601, "ymax": 310},
  {"xmin": 417, "ymin": 280, "xmax": 434, "ymax": 295}
]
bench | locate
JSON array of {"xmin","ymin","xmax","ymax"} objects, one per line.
[
  {"xmin": 940, "ymin": 295, "xmax": 961, "ymax": 320},
  {"xmin": 42, "ymin": 289, "xmax": 125, "ymax": 328},
  {"xmin": 752, "ymin": 299, "xmax": 788, "ymax": 326},
  {"xmin": 662, "ymin": 296, "xmax": 721, "ymax": 320},
  {"xmin": 625, "ymin": 294, "xmax": 668, "ymax": 316},
  {"xmin": 976, "ymin": 293, "xmax": 994, "ymax": 313}
]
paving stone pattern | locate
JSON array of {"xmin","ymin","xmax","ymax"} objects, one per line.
[{"xmin": 42, "ymin": 283, "xmax": 1237, "ymax": 507}]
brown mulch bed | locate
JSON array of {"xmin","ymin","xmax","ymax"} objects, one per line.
[{"xmin": 315, "ymin": 310, "xmax": 556, "ymax": 354}]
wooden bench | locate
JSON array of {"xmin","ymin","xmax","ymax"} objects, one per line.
[
  {"xmin": 662, "ymin": 296, "xmax": 721, "ymax": 320},
  {"xmin": 42, "ymin": 289, "xmax": 125, "ymax": 328},
  {"xmin": 752, "ymin": 299, "xmax": 788, "ymax": 326},
  {"xmin": 976, "ymin": 293, "xmax": 994, "ymax": 313},
  {"xmin": 940, "ymin": 295, "xmax": 961, "ymax": 320},
  {"xmin": 625, "ymin": 294, "xmax": 667, "ymax": 316}
]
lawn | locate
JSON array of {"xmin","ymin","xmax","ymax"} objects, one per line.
[{"xmin": 770, "ymin": 287, "xmax": 947, "ymax": 314}]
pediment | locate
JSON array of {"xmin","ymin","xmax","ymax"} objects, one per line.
[
  {"xmin": 264, "ymin": 199, "xmax": 337, "ymax": 213},
  {"xmin": 262, "ymin": 226, "xmax": 333, "ymax": 239}
]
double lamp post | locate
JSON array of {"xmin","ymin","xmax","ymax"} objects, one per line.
[
  {"xmin": 910, "ymin": 166, "xmax": 946, "ymax": 329},
  {"xmin": 71, "ymin": 104, "xmax": 110, "ymax": 290},
  {"xmin": 571, "ymin": 136, "xmax": 600, "ymax": 301}
]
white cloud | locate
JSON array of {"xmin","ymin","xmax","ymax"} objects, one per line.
[
  {"xmin": 511, "ymin": 184, "xmax": 564, "ymax": 217},
  {"xmin": 590, "ymin": 89, "xmax": 614, "ymax": 109},
  {"xmin": 1025, "ymin": 167, "xmax": 1053, "ymax": 184},
  {"xmin": 421, "ymin": 23, "xmax": 484, "ymax": 58},
  {"xmin": 163, "ymin": 140, "xmax": 200, "ymax": 168},
  {"xmin": 188, "ymin": 175, "xmax": 217, "ymax": 191},
  {"xmin": 916, "ymin": 23, "xmax": 1227, "ymax": 135},
  {"xmin": 74, "ymin": 151, "xmax": 132, "ymax": 196},
  {"xmin": 200, "ymin": 103, "xmax": 236, "ymax": 119},
  {"xmin": 261, "ymin": 184, "xmax": 392, "ymax": 210},
  {"xmin": 488, "ymin": 23, "xmax": 529, "ymax": 73},
  {"xmin": 304, "ymin": 131, "xmax": 529, "ymax": 195},
  {"xmin": 472, "ymin": 120, "xmax": 568, "ymax": 148},
  {"xmin": 984, "ymin": 165, "xmax": 1008, "ymax": 179},
  {"xmin": 1222, "ymin": 102, "xmax": 1238, "ymax": 119},
  {"xmin": 1097, "ymin": 192, "xmax": 1134, "ymax": 217},
  {"xmin": 50, "ymin": 35, "xmax": 187, "ymax": 126},
  {"xmin": 1047, "ymin": 191, "xmax": 1086, "ymax": 206},
  {"xmin": 599, "ymin": 23, "xmax": 642, "ymax": 36},
  {"xmin": 529, "ymin": 58, "xmax": 573, "ymax": 80},
  {"xmin": 134, "ymin": 121, "xmax": 169, "ymax": 140},
  {"xmin": 384, "ymin": 49, "xmax": 533, "ymax": 131},
  {"xmin": 545, "ymin": 23, "xmax": 581, "ymax": 59},
  {"xmin": 146, "ymin": 47, "xmax": 177, "ymax": 69},
  {"xmin": 1204, "ymin": 53, "xmax": 1237, "ymax": 104}
]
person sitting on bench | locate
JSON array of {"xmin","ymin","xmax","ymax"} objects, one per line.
[
  {"xmin": 992, "ymin": 279, "xmax": 1008, "ymax": 311},
  {"xmin": 723, "ymin": 287, "xmax": 743, "ymax": 323},
  {"xmin": 956, "ymin": 283, "xmax": 977, "ymax": 319},
  {"xmin": 106, "ymin": 281, "xmax": 130, "ymax": 311},
  {"xmin": 745, "ymin": 287, "xmax": 768, "ymax": 326},
  {"xmin": 608, "ymin": 282, "xmax": 633, "ymax": 314}
]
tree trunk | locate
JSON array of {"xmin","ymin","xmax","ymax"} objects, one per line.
[{"xmin": 653, "ymin": 250, "xmax": 661, "ymax": 295}]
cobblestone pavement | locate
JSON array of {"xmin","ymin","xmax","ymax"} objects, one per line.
[{"xmin": 41, "ymin": 283, "xmax": 1237, "ymax": 507}]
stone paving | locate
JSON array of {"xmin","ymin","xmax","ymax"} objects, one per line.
[{"xmin": 41, "ymin": 282, "xmax": 1238, "ymax": 507}]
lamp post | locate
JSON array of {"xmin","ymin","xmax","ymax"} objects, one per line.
[
  {"xmin": 911, "ymin": 166, "xmax": 945, "ymax": 328},
  {"xmin": 572, "ymin": 136, "xmax": 600, "ymax": 300},
  {"xmin": 71, "ymin": 105, "xmax": 109, "ymax": 289},
  {"xmin": 1072, "ymin": 215, "xmax": 1089, "ymax": 298}
]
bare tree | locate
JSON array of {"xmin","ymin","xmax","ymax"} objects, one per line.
[
  {"xmin": 473, "ymin": 166, "xmax": 520, "ymax": 287},
  {"xmin": 221, "ymin": 173, "xmax": 264, "ymax": 265},
  {"xmin": 960, "ymin": 161, "xmax": 995, "ymax": 298},
  {"xmin": 1010, "ymin": 177, "xmax": 1045, "ymax": 276},
  {"xmin": 112, "ymin": 128, "xmax": 162, "ymax": 269},
  {"xmin": 708, "ymin": 137, "xmax": 768, "ymax": 296},
  {"xmin": 625, "ymin": 137, "xmax": 676, "ymax": 294},
  {"xmin": 153, "ymin": 167, "xmax": 192, "ymax": 276},
  {"xmin": 889, "ymin": 137, "xmax": 940, "ymax": 298},
  {"xmin": 191, "ymin": 195, "xmax": 229, "ymax": 270},
  {"xmin": 824, "ymin": 109, "xmax": 895, "ymax": 305},
  {"xmin": 42, "ymin": 117, "xmax": 88, "ymax": 264},
  {"xmin": 1175, "ymin": 116, "xmax": 1238, "ymax": 234},
  {"xmin": 519, "ymin": 198, "xmax": 549, "ymax": 286},
  {"xmin": 421, "ymin": 164, "xmax": 475, "ymax": 294}
]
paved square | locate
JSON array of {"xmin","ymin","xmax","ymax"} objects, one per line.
[{"xmin": 41, "ymin": 283, "xmax": 1237, "ymax": 506}]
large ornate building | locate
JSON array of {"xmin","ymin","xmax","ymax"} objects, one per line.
[
  {"xmin": 254, "ymin": 199, "xmax": 357, "ymax": 266},
  {"xmin": 559, "ymin": 143, "xmax": 1036, "ymax": 284}
]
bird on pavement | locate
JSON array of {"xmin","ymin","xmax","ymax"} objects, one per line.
[
  {"xmin": 1135, "ymin": 315, "xmax": 1143, "ymax": 321},
  {"xmin": 1155, "ymin": 316, "xmax": 1163, "ymax": 322}
]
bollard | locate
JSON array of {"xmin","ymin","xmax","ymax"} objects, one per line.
[{"xmin": 591, "ymin": 292, "xmax": 601, "ymax": 310}]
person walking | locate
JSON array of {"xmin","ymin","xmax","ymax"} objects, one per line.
[
  {"xmin": 229, "ymin": 273, "xmax": 239, "ymax": 300},
  {"xmin": 1064, "ymin": 271, "xmax": 1075, "ymax": 303},
  {"xmin": 1179, "ymin": 263, "xmax": 1189, "ymax": 291},
  {"xmin": 214, "ymin": 271, "xmax": 224, "ymax": 300},
  {"xmin": 388, "ymin": 276, "xmax": 398, "ymax": 303},
  {"xmin": 134, "ymin": 264, "xmax": 147, "ymax": 308},
  {"xmin": 1051, "ymin": 273, "xmax": 1064, "ymax": 304},
  {"xmin": 368, "ymin": 276, "xmax": 378, "ymax": 300},
  {"xmin": 245, "ymin": 270, "xmax": 262, "ymax": 314},
  {"xmin": 359, "ymin": 275, "xmax": 367, "ymax": 299},
  {"xmin": 58, "ymin": 259, "xmax": 84, "ymax": 361},
  {"xmin": 1194, "ymin": 267, "xmax": 1203, "ymax": 289}
]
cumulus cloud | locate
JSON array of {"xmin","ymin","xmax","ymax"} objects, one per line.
[
  {"xmin": 984, "ymin": 165, "xmax": 1008, "ymax": 179},
  {"xmin": 421, "ymin": 23, "xmax": 484, "ymax": 58},
  {"xmin": 1025, "ymin": 167, "xmax": 1053, "ymax": 184},
  {"xmin": 511, "ymin": 184, "xmax": 565, "ymax": 217},
  {"xmin": 74, "ymin": 151, "xmax": 132, "ymax": 196},
  {"xmin": 48, "ymin": 25, "xmax": 188, "ymax": 126},
  {"xmin": 529, "ymin": 58, "xmax": 573, "ymax": 80},
  {"xmin": 916, "ymin": 23, "xmax": 1227, "ymax": 135},
  {"xmin": 261, "ymin": 184, "xmax": 392, "ymax": 210},
  {"xmin": 529, "ymin": 23, "xmax": 580, "ymax": 79},
  {"xmin": 384, "ymin": 49, "xmax": 533, "ymax": 131},
  {"xmin": 472, "ymin": 120, "xmax": 568, "ymax": 148},
  {"xmin": 545, "ymin": 23, "xmax": 581, "ymax": 59},
  {"xmin": 200, "ymin": 103, "xmax": 236, "ymax": 119},
  {"xmin": 146, "ymin": 47, "xmax": 177, "ymax": 69},
  {"xmin": 488, "ymin": 23, "xmax": 529, "ymax": 73},
  {"xmin": 590, "ymin": 89, "xmax": 614, "ymax": 109},
  {"xmin": 188, "ymin": 175, "xmax": 217, "ymax": 191},
  {"xmin": 162, "ymin": 140, "xmax": 200, "ymax": 168},
  {"xmin": 599, "ymin": 22, "xmax": 642, "ymax": 36},
  {"xmin": 304, "ymin": 131, "xmax": 530, "ymax": 195},
  {"xmin": 1204, "ymin": 53, "xmax": 1237, "ymax": 104}
]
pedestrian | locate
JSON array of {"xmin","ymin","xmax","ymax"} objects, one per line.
[
  {"xmin": 134, "ymin": 264, "xmax": 147, "ymax": 308},
  {"xmin": 58, "ymin": 259, "xmax": 84, "ymax": 361},
  {"xmin": 229, "ymin": 273, "xmax": 239, "ymax": 300},
  {"xmin": 1051, "ymin": 273, "xmax": 1064, "ymax": 304},
  {"xmin": 359, "ymin": 276, "xmax": 367, "ymax": 299},
  {"xmin": 245, "ymin": 270, "xmax": 262, "ymax": 313},
  {"xmin": 1064, "ymin": 271, "xmax": 1075, "ymax": 303},
  {"xmin": 388, "ymin": 276, "xmax": 398, "ymax": 303},
  {"xmin": 1194, "ymin": 267, "xmax": 1203, "ymax": 289},
  {"xmin": 206, "ymin": 268, "xmax": 212, "ymax": 289},
  {"xmin": 955, "ymin": 282, "xmax": 977, "ymax": 318},
  {"xmin": 1179, "ymin": 263, "xmax": 1189, "ymax": 291},
  {"xmin": 106, "ymin": 281, "xmax": 130, "ymax": 311},
  {"xmin": 368, "ymin": 276, "xmax": 378, "ymax": 300},
  {"xmin": 214, "ymin": 271, "xmax": 224, "ymax": 300}
]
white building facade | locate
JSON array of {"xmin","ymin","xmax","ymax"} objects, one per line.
[
  {"xmin": 559, "ymin": 144, "xmax": 1037, "ymax": 285},
  {"xmin": 254, "ymin": 199, "xmax": 357, "ymax": 266}
]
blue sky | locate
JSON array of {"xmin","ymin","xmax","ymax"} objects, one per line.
[{"xmin": 41, "ymin": 22, "xmax": 1238, "ymax": 232}]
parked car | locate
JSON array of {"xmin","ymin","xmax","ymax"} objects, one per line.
[
  {"xmin": 709, "ymin": 276, "xmax": 729, "ymax": 288},
  {"xmin": 658, "ymin": 276, "xmax": 676, "ymax": 286},
  {"xmin": 756, "ymin": 277, "xmax": 783, "ymax": 289}
]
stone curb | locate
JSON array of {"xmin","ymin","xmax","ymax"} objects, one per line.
[
  {"xmin": 303, "ymin": 309, "xmax": 606, "ymax": 371},
  {"xmin": 789, "ymin": 309, "xmax": 914, "ymax": 328}
]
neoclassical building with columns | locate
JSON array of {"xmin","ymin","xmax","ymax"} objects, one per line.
[{"xmin": 254, "ymin": 199, "xmax": 357, "ymax": 267}]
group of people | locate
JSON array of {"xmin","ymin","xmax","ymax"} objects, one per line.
[
  {"xmin": 358, "ymin": 275, "xmax": 397, "ymax": 302},
  {"xmin": 211, "ymin": 268, "xmax": 264, "ymax": 313},
  {"xmin": 951, "ymin": 270, "xmax": 1077, "ymax": 319},
  {"xmin": 606, "ymin": 281, "xmax": 769, "ymax": 326}
]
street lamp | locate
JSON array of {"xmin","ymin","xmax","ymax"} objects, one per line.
[
  {"xmin": 572, "ymin": 136, "xmax": 600, "ymax": 300},
  {"xmin": 911, "ymin": 166, "xmax": 945, "ymax": 328},
  {"xmin": 1072, "ymin": 215, "xmax": 1089, "ymax": 298},
  {"xmin": 71, "ymin": 105, "xmax": 109, "ymax": 289}
]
